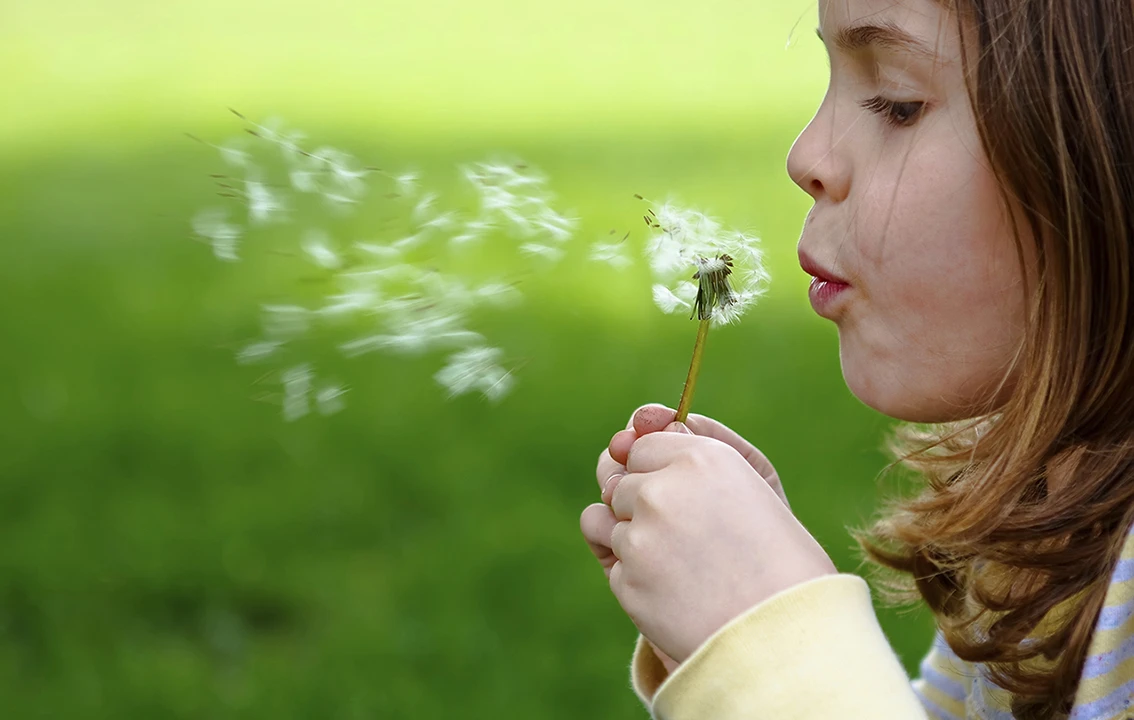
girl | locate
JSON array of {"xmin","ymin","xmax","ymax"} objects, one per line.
[{"xmin": 579, "ymin": 0, "xmax": 1134, "ymax": 718}]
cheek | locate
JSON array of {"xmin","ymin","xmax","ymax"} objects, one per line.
[{"xmin": 843, "ymin": 142, "xmax": 1028, "ymax": 420}]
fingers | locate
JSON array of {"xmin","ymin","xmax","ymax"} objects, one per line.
[
  {"xmin": 607, "ymin": 472, "xmax": 645, "ymax": 521},
  {"xmin": 580, "ymin": 503, "xmax": 619, "ymax": 575},
  {"xmin": 682, "ymin": 412, "xmax": 778, "ymax": 481},
  {"xmin": 597, "ymin": 409, "xmax": 648, "ymax": 488},
  {"xmin": 596, "ymin": 447, "xmax": 626, "ymax": 493},
  {"xmin": 608, "ymin": 429, "xmax": 637, "ymax": 467},
  {"xmin": 625, "ymin": 430, "xmax": 703, "ymax": 474}
]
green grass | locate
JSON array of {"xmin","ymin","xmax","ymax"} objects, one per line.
[{"xmin": 0, "ymin": 1, "xmax": 938, "ymax": 715}]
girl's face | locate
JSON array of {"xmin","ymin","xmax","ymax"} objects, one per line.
[{"xmin": 788, "ymin": 0, "xmax": 1032, "ymax": 423}]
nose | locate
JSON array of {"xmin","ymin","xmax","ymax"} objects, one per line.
[{"xmin": 786, "ymin": 98, "xmax": 851, "ymax": 203}]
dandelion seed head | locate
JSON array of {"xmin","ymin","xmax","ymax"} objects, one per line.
[
  {"xmin": 643, "ymin": 200, "xmax": 769, "ymax": 325},
  {"xmin": 695, "ymin": 255, "xmax": 729, "ymax": 275}
]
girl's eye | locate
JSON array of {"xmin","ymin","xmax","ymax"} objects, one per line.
[{"xmin": 860, "ymin": 96, "xmax": 927, "ymax": 128}]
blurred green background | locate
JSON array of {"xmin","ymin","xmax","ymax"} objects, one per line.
[{"xmin": 0, "ymin": 1, "xmax": 936, "ymax": 717}]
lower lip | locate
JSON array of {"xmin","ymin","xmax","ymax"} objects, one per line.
[{"xmin": 808, "ymin": 277, "xmax": 851, "ymax": 316}]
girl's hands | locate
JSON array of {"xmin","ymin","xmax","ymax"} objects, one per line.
[{"xmin": 579, "ymin": 404, "xmax": 837, "ymax": 665}]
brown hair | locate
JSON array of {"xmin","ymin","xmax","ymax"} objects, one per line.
[{"xmin": 853, "ymin": 1, "xmax": 1134, "ymax": 717}]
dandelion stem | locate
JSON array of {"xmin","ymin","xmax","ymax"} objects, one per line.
[{"xmin": 675, "ymin": 318, "xmax": 710, "ymax": 423}]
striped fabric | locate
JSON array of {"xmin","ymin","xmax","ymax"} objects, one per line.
[{"xmin": 912, "ymin": 525, "xmax": 1134, "ymax": 719}]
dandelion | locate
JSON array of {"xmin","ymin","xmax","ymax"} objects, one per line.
[{"xmin": 639, "ymin": 197, "xmax": 770, "ymax": 421}]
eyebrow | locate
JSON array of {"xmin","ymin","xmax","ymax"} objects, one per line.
[{"xmin": 816, "ymin": 20, "xmax": 936, "ymax": 59}]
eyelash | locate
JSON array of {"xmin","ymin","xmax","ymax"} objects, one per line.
[{"xmin": 860, "ymin": 96, "xmax": 927, "ymax": 128}]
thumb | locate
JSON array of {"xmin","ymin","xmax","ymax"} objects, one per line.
[{"xmin": 632, "ymin": 404, "xmax": 678, "ymax": 436}]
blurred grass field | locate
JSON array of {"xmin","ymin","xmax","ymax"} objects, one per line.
[{"xmin": 0, "ymin": 1, "xmax": 936, "ymax": 718}]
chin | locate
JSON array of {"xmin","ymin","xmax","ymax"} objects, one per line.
[{"xmin": 838, "ymin": 344, "xmax": 973, "ymax": 424}]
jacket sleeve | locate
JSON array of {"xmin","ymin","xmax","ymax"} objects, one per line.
[{"xmin": 627, "ymin": 573, "xmax": 936, "ymax": 720}]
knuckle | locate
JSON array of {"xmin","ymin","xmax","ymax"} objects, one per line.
[
  {"xmin": 636, "ymin": 480, "xmax": 664, "ymax": 512},
  {"xmin": 620, "ymin": 524, "xmax": 645, "ymax": 556}
]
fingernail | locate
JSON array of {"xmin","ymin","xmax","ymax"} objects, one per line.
[
  {"xmin": 603, "ymin": 473, "xmax": 623, "ymax": 500},
  {"xmin": 666, "ymin": 421, "xmax": 691, "ymax": 434}
]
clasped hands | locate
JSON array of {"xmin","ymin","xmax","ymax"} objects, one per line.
[{"xmin": 580, "ymin": 404, "xmax": 837, "ymax": 673}]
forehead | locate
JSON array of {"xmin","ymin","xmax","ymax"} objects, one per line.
[{"xmin": 818, "ymin": 0, "xmax": 961, "ymax": 62}]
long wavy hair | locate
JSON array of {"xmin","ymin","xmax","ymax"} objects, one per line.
[{"xmin": 853, "ymin": 1, "xmax": 1134, "ymax": 717}]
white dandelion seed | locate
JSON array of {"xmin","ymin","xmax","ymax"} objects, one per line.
[
  {"xmin": 281, "ymin": 363, "xmax": 312, "ymax": 421},
  {"xmin": 421, "ymin": 211, "xmax": 458, "ymax": 232},
  {"xmin": 219, "ymin": 141, "xmax": 251, "ymax": 168},
  {"xmin": 354, "ymin": 241, "xmax": 402, "ymax": 261},
  {"xmin": 289, "ymin": 168, "xmax": 317, "ymax": 193},
  {"xmin": 474, "ymin": 283, "xmax": 522, "ymax": 307},
  {"xmin": 434, "ymin": 347, "xmax": 514, "ymax": 402},
  {"xmin": 246, "ymin": 180, "xmax": 287, "ymax": 225},
  {"xmin": 393, "ymin": 233, "xmax": 427, "ymax": 252},
  {"xmin": 450, "ymin": 218, "xmax": 493, "ymax": 246},
  {"xmin": 591, "ymin": 241, "xmax": 633, "ymax": 269},
  {"xmin": 412, "ymin": 192, "xmax": 438, "ymax": 223},
  {"xmin": 237, "ymin": 340, "xmax": 284, "ymax": 365},
  {"xmin": 315, "ymin": 383, "xmax": 348, "ymax": 416},
  {"xmin": 652, "ymin": 284, "xmax": 691, "ymax": 314},
  {"xmin": 276, "ymin": 128, "xmax": 309, "ymax": 164},
  {"xmin": 322, "ymin": 192, "xmax": 360, "ymax": 210},
  {"xmin": 302, "ymin": 230, "xmax": 342, "ymax": 269},
  {"xmin": 192, "ymin": 208, "xmax": 242, "ymax": 262},
  {"xmin": 519, "ymin": 243, "xmax": 564, "ymax": 262},
  {"xmin": 394, "ymin": 171, "xmax": 420, "ymax": 197},
  {"xmin": 318, "ymin": 289, "xmax": 383, "ymax": 317},
  {"xmin": 262, "ymin": 304, "xmax": 310, "ymax": 339}
]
